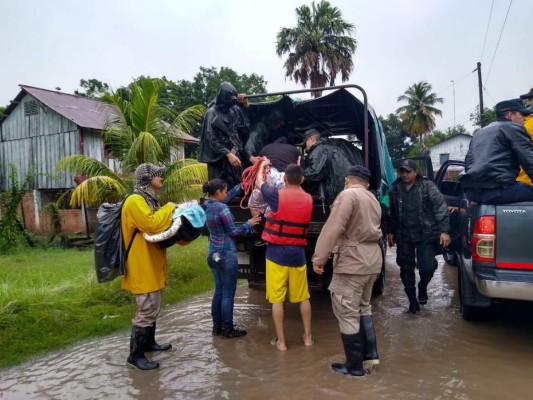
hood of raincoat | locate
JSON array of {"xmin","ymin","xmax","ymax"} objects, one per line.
[{"xmin": 215, "ymin": 82, "xmax": 239, "ymax": 107}]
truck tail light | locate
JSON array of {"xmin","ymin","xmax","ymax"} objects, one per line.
[{"xmin": 472, "ymin": 216, "xmax": 495, "ymax": 263}]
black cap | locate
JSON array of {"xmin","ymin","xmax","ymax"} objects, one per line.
[
  {"xmin": 520, "ymin": 87, "xmax": 533, "ymax": 100},
  {"xmin": 399, "ymin": 159, "xmax": 417, "ymax": 172},
  {"xmin": 302, "ymin": 128, "xmax": 320, "ymax": 144},
  {"xmin": 495, "ymin": 99, "xmax": 533, "ymax": 115},
  {"xmin": 346, "ymin": 165, "xmax": 371, "ymax": 181}
]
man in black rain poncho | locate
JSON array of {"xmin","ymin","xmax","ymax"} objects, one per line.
[
  {"xmin": 198, "ymin": 82, "xmax": 250, "ymax": 187},
  {"xmin": 301, "ymin": 129, "xmax": 363, "ymax": 206}
]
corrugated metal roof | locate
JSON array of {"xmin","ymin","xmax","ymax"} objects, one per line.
[
  {"xmin": 2, "ymin": 85, "xmax": 199, "ymax": 144},
  {"xmin": 19, "ymin": 85, "xmax": 116, "ymax": 130}
]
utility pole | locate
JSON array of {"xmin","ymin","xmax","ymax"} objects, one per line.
[
  {"xmin": 474, "ymin": 62, "xmax": 485, "ymax": 127},
  {"xmin": 451, "ymin": 80, "xmax": 456, "ymax": 128}
]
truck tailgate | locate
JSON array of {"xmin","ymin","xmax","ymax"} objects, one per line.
[{"xmin": 496, "ymin": 203, "xmax": 533, "ymax": 269}]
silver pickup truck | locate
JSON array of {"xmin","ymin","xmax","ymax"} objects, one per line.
[{"xmin": 419, "ymin": 158, "xmax": 533, "ymax": 320}]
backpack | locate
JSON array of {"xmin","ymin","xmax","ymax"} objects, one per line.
[{"xmin": 94, "ymin": 196, "xmax": 138, "ymax": 283}]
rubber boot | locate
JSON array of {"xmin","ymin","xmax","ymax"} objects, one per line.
[
  {"xmin": 146, "ymin": 322, "xmax": 172, "ymax": 352},
  {"xmin": 127, "ymin": 326, "xmax": 160, "ymax": 371},
  {"xmin": 417, "ymin": 281, "xmax": 428, "ymax": 305},
  {"xmin": 360, "ymin": 315, "xmax": 379, "ymax": 373},
  {"xmin": 331, "ymin": 332, "xmax": 365, "ymax": 377},
  {"xmin": 418, "ymin": 268, "xmax": 434, "ymax": 305},
  {"xmin": 405, "ymin": 288, "xmax": 420, "ymax": 314}
]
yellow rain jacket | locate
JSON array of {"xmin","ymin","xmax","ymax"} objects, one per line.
[
  {"xmin": 517, "ymin": 115, "xmax": 533, "ymax": 185},
  {"xmin": 121, "ymin": 194, "xmax": 175, "ymax": 294}
]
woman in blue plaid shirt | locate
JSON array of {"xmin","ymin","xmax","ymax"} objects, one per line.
[{"xmin": 203, "ymin": 179, "xmax": 261, "ymax": 339}]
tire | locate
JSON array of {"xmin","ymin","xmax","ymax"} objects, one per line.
[
  {"xmin": 443, "ymin": 251, "xmax": 458, "ymax": 267},
  {"xmin": 457, "ymin": 257, "xmax": 489, "ymax": 321}
]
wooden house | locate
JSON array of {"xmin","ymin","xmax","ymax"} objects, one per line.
[{"xmin": 0, "ymin": 85, "xmax": 199, "ymax": 234}]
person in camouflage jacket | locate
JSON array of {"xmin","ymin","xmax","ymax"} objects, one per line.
[{"xmin": 386, "ymin": 160, "xmax": 450, "ymax": 314}]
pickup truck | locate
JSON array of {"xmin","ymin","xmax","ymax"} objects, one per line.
[
  {"xmin": 227, "ymin": 85, "xmax": 396, "ymax": 295},
  {"xmin": 417, "ymin": 158, "xmax": 533, "ymax": 320}
]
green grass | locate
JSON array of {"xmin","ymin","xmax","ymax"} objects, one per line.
[{"xmin": 0, "ymin": 237, "xmax": 212, "ymax": 369}]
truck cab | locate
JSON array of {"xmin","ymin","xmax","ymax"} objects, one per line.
[{"xmin": 227, "ymin": 85, "xmax": 396, "ymax": 294}]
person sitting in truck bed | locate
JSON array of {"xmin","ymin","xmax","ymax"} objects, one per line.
[
  {"xmin": 301, "ymin": 128, "xmax": 362, "ymax": 206},
  {"xmin": 460, "ymin": 99, "xmax": 533, "ymax": 204},
  {"xmin": 516, "ymin": 88, "xmax": 533, "ymax": 185}
]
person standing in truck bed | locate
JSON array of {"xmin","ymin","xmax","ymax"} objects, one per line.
[
  {"xmin": 301, "ymin": 128, "xmax": 359, "ymax": 206},
  {"xmin": 198, "ymin": 82, "xmax": 250, "ymax": 187},
  {"xmin": 460, "ymin": 99, "xmax": 533, "ymax": 204}
]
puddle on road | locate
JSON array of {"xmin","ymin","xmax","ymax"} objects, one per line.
[{"xmin": 3, "ymin": 250, "xmax": 533, "ymax": 399}]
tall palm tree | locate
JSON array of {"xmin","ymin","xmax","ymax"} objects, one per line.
[
  {"xmin": 56, "ymin": 78, "xmax": 207, "ymax": 207},
  {"xmin": 276, "ymin": 0, "xmax": 357, "ymax": 97},
  {"xmin": 396, "ymin": 81, "xmax": 444, "ymax": 142}
]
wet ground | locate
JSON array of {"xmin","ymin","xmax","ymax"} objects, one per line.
[{"xmin": 3, "ymin": 249, "xmax": 533, "ymax": 400}]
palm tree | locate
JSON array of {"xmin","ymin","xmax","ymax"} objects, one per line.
[
  {"xmin": 396, "ymin": 81, "xmax": 444, "ymax": 142},
  {"xmin": 56, "ymin": 78, "xmax": 207, "ymax": 208},
  {"xmin": 276, "ymin": 0, "xmax": 357, "ymax": 97}
]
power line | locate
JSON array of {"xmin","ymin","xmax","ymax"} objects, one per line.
[
  {"xmin": 485, "ymin": 0, "xmax": 513, "ymax": 86},
  {"xmin": 480, "ymin": 0, "xmax": 495, "ymax": 62}
]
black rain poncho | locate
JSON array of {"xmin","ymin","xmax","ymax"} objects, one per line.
[
  {"xmin": 302, "ymin": 137, "xmax": 360, "ymax": 206},
  {"xmin": 198, "ymin": 82, "xmax": 250, "ymax": 187}
]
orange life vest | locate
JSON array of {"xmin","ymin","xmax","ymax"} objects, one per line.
[{"xmin": 261, "ymin": 188, "xmax": 313, "ymax": 246}]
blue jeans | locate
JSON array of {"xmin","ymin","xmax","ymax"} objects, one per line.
[
  {"xmin": 207, "ymin": 251, "xmax": 238, "ymax": 333},
  {"xmin": 466, "ymin": 182, "xmax": 533, "ymax": 204}
]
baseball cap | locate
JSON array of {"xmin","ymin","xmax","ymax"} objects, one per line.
[
  {"xmin": 399, "ymin": 159, "xmax": 417, "ymax": 172},
  {"xmin": 495, "ymin": 99, "xmax": 533, "ymax": 115},
  {"xmin": 302, "ymin": 128, "xmax": 320, "ymax": 144},
  {"xmin": 519, "ymin": 87, "xmax": 533, "ymax": 100},
  {"xmin": 346, "ymin": 165, "xmax": 371, "ymax": 181}
]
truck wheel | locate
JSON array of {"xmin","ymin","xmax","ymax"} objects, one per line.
[
  {"xmin": 443, "ymin": 251, "xmax": 458, "ymax": 267},
  {"xmin": 458, "ymin": 259, "xmax": 488, "ymax": 321}
]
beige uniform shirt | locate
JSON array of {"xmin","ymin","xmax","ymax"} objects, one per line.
[{"xmin": 312, "ymin": 184, "xmax": 382, "ymax": 275}]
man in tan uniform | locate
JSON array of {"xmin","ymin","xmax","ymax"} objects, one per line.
[{"xmin": 312, "ymin": 165, "xmax": 382, "ymax": 377}]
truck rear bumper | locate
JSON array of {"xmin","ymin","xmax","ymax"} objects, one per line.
[{"xmin": 475, "ymin": 278, "xmax": 533, "ymax": 301}]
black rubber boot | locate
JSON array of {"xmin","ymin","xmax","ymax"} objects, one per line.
[
  {"xmin": 360, "ymin": 315, "xmax": 379, "ymax": 373},
  {"xmin": 418, "ymin": 269, "xmax": 434, "ymax": 305},
  {"xmin": 146, "ymin": 322, "xmax": 172, "ymax": 352},
  {"xmin": 331, "ymin": 332, "xmax": 365, "ymax": 377},
  {"xmin": 127, "ymin": 326, "xmax": 160, "ymax": 371},
  {"xmin": 405, "ymin": 288, "xmax": 420, "ymax": 314},
  {"xmin": 417, "ymin": 282, "xmax": 428, "ymax": 305}
]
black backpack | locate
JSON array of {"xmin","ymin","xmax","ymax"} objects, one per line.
[{"xmin": 94, "ymin": 196, "xmax": 138, "ymax": 283}]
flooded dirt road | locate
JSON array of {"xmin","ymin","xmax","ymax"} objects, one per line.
[{"xmin": 3, "ymin": 250, "xmax": 533, "ymax": 400}]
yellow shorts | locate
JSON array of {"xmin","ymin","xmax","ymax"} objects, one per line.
[{"xmin": 265, "ymin": 259, "xmax": 310, "ymax": 304}]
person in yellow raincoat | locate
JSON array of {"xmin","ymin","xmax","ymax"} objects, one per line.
[
  {"xmin": 121, "ymin": 163, "xmax": 176, "ymax": 371},
  {"xmin": 517, "ymin": 87, "xmax": 533, "ymax": 185}
]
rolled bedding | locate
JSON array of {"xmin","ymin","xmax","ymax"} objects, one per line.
[{"xmin": 143, "ymin": 201, "xmax": 206, "ymax": 248}]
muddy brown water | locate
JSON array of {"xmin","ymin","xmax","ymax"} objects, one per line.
[{"xmin": 3, "ymin": 249, "xmax": 533, "ymax": 400}]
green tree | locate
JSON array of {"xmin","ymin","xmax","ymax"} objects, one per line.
[
  {"xmin": 0, "ymin": 164, "xmax": 35, "ymax": 253},
  {"xmin": 0, "ymin": 105, "xmax": 5, "ymax": 115},
  {"xmin": 396, "ymin": 81, "xmax": 444, "ymax": 145},
  {"xmin": 276, "ymin": 0, "xmax": 357, "ymax": 97},
  {"xmin": 379, "ymin": 114, "xmax": 413, "ymax": 161},
  {"xmin": 56, "ymin": 78, "xmax": 207, "ymax": 207},
  {"xmin": 470, "ymin": 106, "xmax": 496, "ymax": 130},
  {"xmin": 75, "ymin": 78, "xmax": 111, "ymax": 99}
]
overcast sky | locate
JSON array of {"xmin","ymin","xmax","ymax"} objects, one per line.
[{"xmin": 1, "ymin": 0, "xmax": 530, "ymax": 132}]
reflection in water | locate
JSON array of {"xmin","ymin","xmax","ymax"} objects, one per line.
[{"xmin": 2, "ymin": 250, "xmax": 533, "ymax": 399}]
